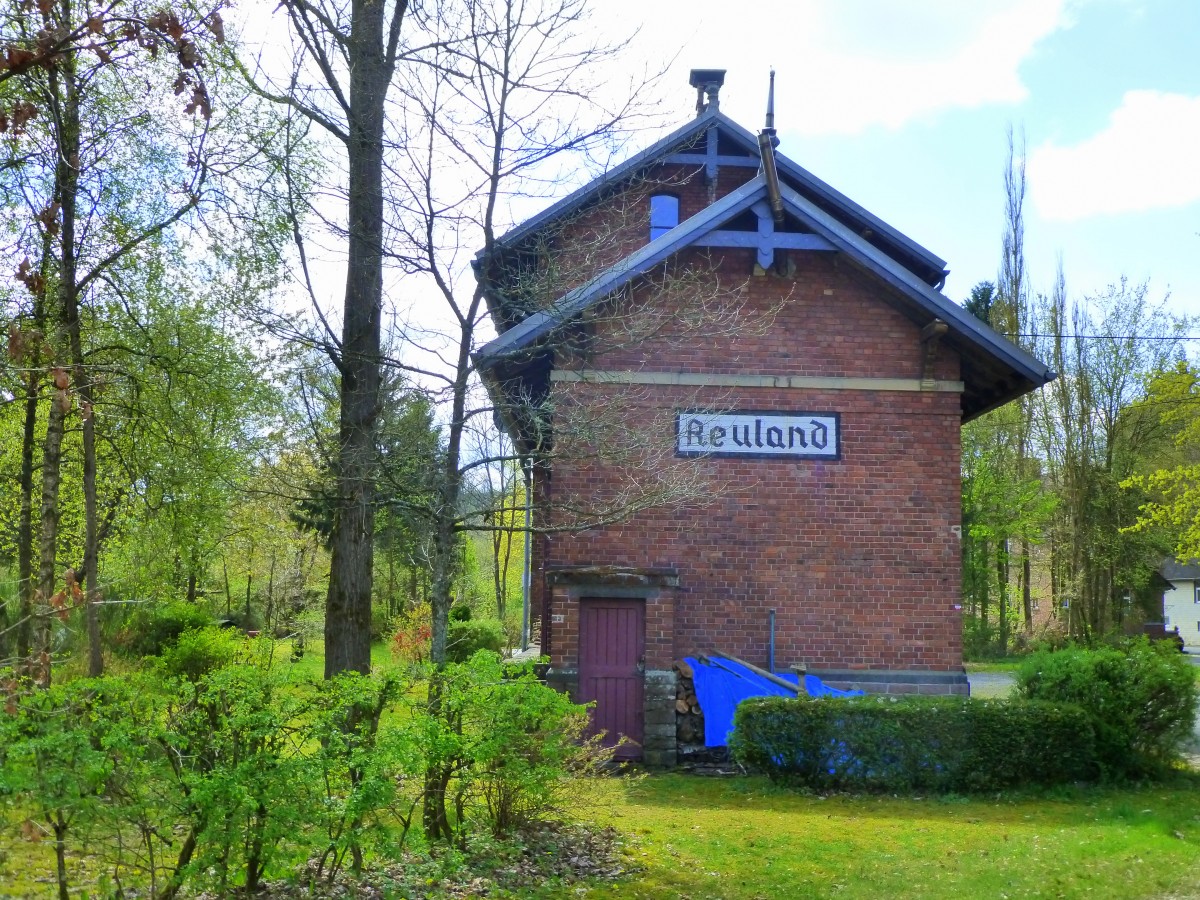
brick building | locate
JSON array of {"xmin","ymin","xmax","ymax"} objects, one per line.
[{"xmin": 475, "ymin": 71, "xmax": 1054, "ymax": 764}]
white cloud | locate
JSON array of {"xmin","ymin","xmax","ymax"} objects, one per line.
[
  {"xmin": 1029, "ymin": 90, "xmax": 1200, "ymax": 221},
  {"xmin": 613, "ymin": 0, "xmax": 1077, "ymax": 135}
]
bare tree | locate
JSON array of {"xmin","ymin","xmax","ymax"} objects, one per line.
[{"xmin": 259, "ymin": 0, "xmax": 412, "ymax": 677}]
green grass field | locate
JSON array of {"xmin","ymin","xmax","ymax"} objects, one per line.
[
  {"xmin": 565, "ymin": 774, "xmax": 1200, "ymax": 900},
  {"xmin": 963, "ymin": 660, "xmax": 1025, "ymax": 673},
  {"xmin": 7, "ymin": 772, "xmax": 1198, "ymax": 899}
]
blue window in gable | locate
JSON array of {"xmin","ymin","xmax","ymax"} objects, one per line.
[{"xmin": 650, "ymin": 194, "xmax": 680, "ymax": 240}]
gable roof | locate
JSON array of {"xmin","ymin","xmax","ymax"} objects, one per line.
[
  {"xmin": 482, "ymin": 107, "xmax": 950, "ymax": 289},
  {"xmin": 475, "ymin": 173, "xmax": 1055, "ymax": 421},
  {"xmin": 1160, "ymin": 559, "xmax": 1200, "ymax": 583}
]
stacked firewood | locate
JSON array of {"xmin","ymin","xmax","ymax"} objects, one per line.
[{"xmin": 673, "ymin": 659, "xmax": 705, "ymax": 745}]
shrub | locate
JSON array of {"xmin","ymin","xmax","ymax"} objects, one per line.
[
  {"xmin": 0, "ymin": 676, "xmax": 160, "ymax": 900},
  {"xmin": 419, "ymin": 653, "xmax": 611, "ymax": 839},
  {"xmin": 117, "ymin": 602, "xmax": 214, "ymax": 658},
  {"xmin": 450, "ymin": 604, "xmax": 473, "ymax": 622},
  {"xmin": 156, "ymin": 627, "xmax": 243, "ymax": 681},
  {"xmin": 1015, "ymin": 638, "xmax": 1198, "ymax": 778},
  {"xmin": 303, "ymin": 671, "xmax": 420, "ymax": 879},
  {"xmin": 155, "ymin": 664, "xmax": 313, "ymax": 896},
  {"xmin": 729, "ymin": 694, "xmax": 1097, "ymax": 792},
  {"xmin": 390, "ymin": 603, "xmax": 433, "ymax": 664},
  {"xmin": 445, "ymin": 619, "xmax": 504, "ymax": 663}
]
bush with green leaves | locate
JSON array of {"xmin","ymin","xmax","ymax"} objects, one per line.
[
  {"xmin": 156, "ymin": 626, "xmax": 244, "ymax": 681},
  {"xmin": 153, "ymin": 662, "xmax": 314, "ymax": 897},
  {"xmin": 1015, "ymin": 638, "xmax": 1198, "ymax": 778},
  {"xmin": 116, "ymin": 601, "xmax": 215, "ymax": 657},
  {"xmin": 0, "ymin": 675, "xmax": 161, "ymax": 900},
  {"xmin": 730, "ymin": 694, "xmax": 1097, "ymax": 792},
  {"xmin": 420, "ymin": 652, "xmax": 610, "ymax": 839},
  {"xmin": 445, "ymin": 618, "xmax": 504, "ymax": 663},
  {"xmin": 304, "ymin": 671, "xmax": 424, "ymax": 881},
  {"xmin": 1, "ymin": 645, "xmax": 608, "ymax": 894}
]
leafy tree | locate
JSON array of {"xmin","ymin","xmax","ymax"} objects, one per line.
[
  {"xmin": 1031, "ymin": 272, "xmax": 1184, "ymax": 637},
  {"xmin": 287, "ymin": 359, "xmax": 441, "ymax": 630},
  {"xmin": 0, "ymin": 0, "xmax": 230, "ymax": 678},
  {"xmin": 1122, "ymin": 360, "xmax": 1200, "ymax": 559},
  {"xmin": 0, "ymin": 0, "xmax": 292, "ymax": 677}
]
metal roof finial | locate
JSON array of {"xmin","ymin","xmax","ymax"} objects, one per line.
[{"xmin": 764, "ymin": 68, "xmax": 779, "ymax": 148}]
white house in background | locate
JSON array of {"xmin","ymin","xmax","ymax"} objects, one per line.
[{"xmin": 1158, "ymin": 559, "xmax": 1200, "ymax": 651}]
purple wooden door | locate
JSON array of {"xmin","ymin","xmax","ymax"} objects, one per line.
[{"xmin": 578, "ymin": 598, "xmax": 645, "ymax": 759}]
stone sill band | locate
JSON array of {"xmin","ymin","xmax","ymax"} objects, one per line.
[{"xmin": 552, "ymin": 369, "xmax": 965, "ymax": 393}]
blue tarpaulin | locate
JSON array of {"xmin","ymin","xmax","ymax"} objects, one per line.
[{"xmin": 686, "ymin": 656, "xmax": 865, "ymax": 747}]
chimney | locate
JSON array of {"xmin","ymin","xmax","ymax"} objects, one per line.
[{"xmin": 689, "ymin": 68, "xmax": 726, "ymax": 116}]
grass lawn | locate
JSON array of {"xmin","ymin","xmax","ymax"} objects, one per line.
[
  {"xmin": 562, "ymin": 774, "xmax": 1200, "ymax": 900},
  {"xmin": 8, "ymin": 773, "xmax": 1197, "ymax": 899},
  {"xmin": 269, "ymin": 637, "xmax": 396, "ymax": 680},
  {"xmin": 964, "ymin": 660, "xmax": 1025, "ymax": 673}
]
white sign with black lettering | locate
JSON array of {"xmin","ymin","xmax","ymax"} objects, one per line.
[{"xmin": 675, "ymin": 411, "xmax": 840, "ymax": 459}]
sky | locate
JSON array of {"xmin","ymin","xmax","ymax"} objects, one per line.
[{"xmin": 595, "ymin": 0, "xmax": 1200, "ymax": 324}]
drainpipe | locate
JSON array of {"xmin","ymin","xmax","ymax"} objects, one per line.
[
  {"xmin": 521, "ymin": 458, "xmax": 533, "ymax": 652},
  {"xmin": 768, "ymin": 607, "xmax": 776, "ymax": 674}
]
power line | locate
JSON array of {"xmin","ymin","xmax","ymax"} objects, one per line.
[{"xmin": 1018, "ymin": 333, "xmax": 1200, "ymax": 342}]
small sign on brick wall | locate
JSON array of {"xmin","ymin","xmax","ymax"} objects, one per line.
[{"xmin": 676, "ymin": 410, "xmax": 840, "ymax": 459}]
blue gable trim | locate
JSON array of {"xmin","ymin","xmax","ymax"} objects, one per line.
[
  {"xmin": 477, "ymin": 176, "xmax": 769, "ymax": 363},
  {"xmin": 485, "ymin": 108, "xmax": 724, "ymax": 256},
  {"xmin": 771, "ymin": 183, "xmax": 1052, "ymax": 386},
  {"xmin": 482, "ymin": 109, "xmax": 947, "ymax": 281},
  {"xmin": 475, "ymin": 176, "xmax": 1053, "ymax": 397},
  {"xmin": 707, "ymin": 111, "xmax": 947, "ymax": 274}
]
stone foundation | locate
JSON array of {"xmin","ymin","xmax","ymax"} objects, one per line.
[
  {"xmin": 808, "ymin": 668, "xmax": 970, "ymax": 696},
  {"xmin": 544, "ymin": 666, "xmax": 579, "ymax": 700},
  {"xmin": 642, "ymin": 669, "xmax": 677, "ymax": 767}
]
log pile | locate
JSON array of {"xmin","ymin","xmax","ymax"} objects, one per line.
[{"xmin": 673, "ymin": 659, "xmax": 705, "ymax": 745}]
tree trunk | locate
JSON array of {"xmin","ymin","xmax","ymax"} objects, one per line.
[
  {"xmin": 996, "ymin": 538, "xmax": 1009, "ymax": 654},
  {"xmin": 1021, "ymin": 538, "xmax": 1032, "ymax": 635},
  {"xmin": 36, "ymin": 386, "xmax": 67, "ymax": 684},
  {"xmin": 14, "ymin": 367, "xmax": 40, "ymax": 663},
  {"xmin": 53, "ymin": 814, "xmax": 70, "ymax": 900},
  {"xmin": 244, "ymin": 567, "xmax": 253, "ymax": 624},
  {"xmin": 265, "ymin": 550, "xmax": 277, "ymax": 631},
  {"xmin": 323, "ymin": 0, "xmax": 392, "ymax": 678},
  {"xmin": 35, "ymin": 51, "xmax": 84, "ymax": 685},
  {"xmin": 63, "ymin": 114, "xmax": 102, "ymax": 675},
  {"xmin": 978, "ymin": 538, "xmax": 989, "ymax": 635}
]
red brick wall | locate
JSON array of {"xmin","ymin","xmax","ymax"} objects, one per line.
[{"xmin": 539, "ymin": 248, "xmax": 964, "ymax": 674}]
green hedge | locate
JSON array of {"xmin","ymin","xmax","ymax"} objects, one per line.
[
  {"xmin": 446, "ymin": 619, "xmax": 504, "ymax": 663},
  {"xmin": 1015, "ymin": 638, "xmax": 1198, "ymax": 778},
  {"xmin": 729, "ymin": 695, "xmax": 1097, "ymax": 792}
]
